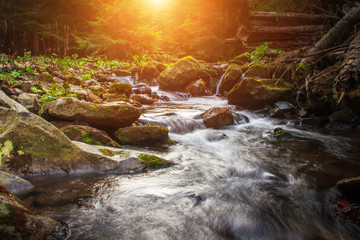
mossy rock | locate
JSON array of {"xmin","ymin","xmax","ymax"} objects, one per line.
[
  {"xmin": 218, "ymin": 64, "xmax": 243, "ymax": 94},
  {"xmin": 272, "ymin": 128, "xmax": 293, "ymax": 139},
  {"xmin": 109, "ymin": 82, "xmax": 132, "ymax": 97},
  {"xmin": 228, "ymin": 78, "xmax": 294, "ymax": 109},
  {"xmin": 158, "ymin": 56, "xmax": 208, "ymax": 91},
  {"xmin": 41, "ymin": 97, "xmax": 141, "ymax": 131},
  {"xmin": 185, "ymin": 79, "xmax": 208, "ymax": 96},
  {"xmin": 0, "ymin": 184, "xmax": 70, "ymax": 239},
  {"xmin": 60, "ymin": 125, "xmax": 121, "ymax": 148},
  {"xmin": 232, "ymin": 52, "xmax": 251, "ymax": 63},
  {"xmin": 244, "ymin": 64, "xmax": 271, "ymax": 79},
  {"xmin": 88, "ymin": 85, "xmax": 106, "ymax": 98},
  {"xmin": 40, "ymin": 72, "xmax": 53, "ymax": 83},
  {"xmin": 114, "ymin": 126, "xmax": 169, "ymax": 146},
  {"xmin": 138, "ymin": 154, "xmax": 172, "ymax": 170}
]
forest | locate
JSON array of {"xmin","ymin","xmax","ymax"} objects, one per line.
[{"xmin": 1, "ymin": 0, "xmax": 360, "ymax": 240}]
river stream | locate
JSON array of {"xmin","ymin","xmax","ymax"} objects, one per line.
[{"xmin": 22, "ymin": 93, "xmax": 360, "ymax": 240}]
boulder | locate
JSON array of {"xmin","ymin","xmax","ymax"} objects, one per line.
[
  {"xmin": 40, "ymin": 97, "xmax": 141, "ymax": 130},
  {"xmin": 185, "ymin": 79, "xmax": 208, "ymax": 96},
  {"xmin": 244, "ymin": 64, "xmax": 271, "ymax": 79},
  {"xmin": 158, "ymin": 56, "xmax": 207, "ymax": 91},
  {"xmin": 218, "ymin": 64, "xmax": 243, "ymax": 94},
  {"xmin": 0, "ymin": 171, "xmax": 33, "ymax": 195},
  {"xmin": 336, "ymin": 176, "xmax": 360, "ymax": 201},
  {"xmin": 130, "ymin": 94, "xmax": 155, "ymax": 105},
  {"xmin": 272, "ymin": 127, "xmax": 294, "ymax": 140},
  {"xmin": 60, "ymin": 125, "xmax": 121, "ymax": 148},
  {"xmin": 112, "ymin": 69, "xmax": 132, "ymax": 77},
  {"xmin": 201, "ymin": 107, "xmax": 234, "ymax": 128},
  {"xmin": 138, "ymin": 154, "xmax": 173, "ymax": 170},
  {"xmin": 0, "ymin": 107, "xmax": 123, "ymax": 175},
  {"xmin": 132, "ymin": 84, "xmax": 152, "ymax": 96},
  {"xmin": 115, "ymin": 126, "xmax": 169, "ymax": 146},
  {"xmin": 227, "ymin": 78, "xmax": 293, "ymax": 109},
  {"xmin": 0, "ymin": 184, "xmax": 70, "ymax": 239},
  {"xmin": 109, "ymin": 82, "xmax": 133, "ymax": 97},
  {"xmin": 14, "ymin": 92, "xmax": 38, "ymax": 113}
]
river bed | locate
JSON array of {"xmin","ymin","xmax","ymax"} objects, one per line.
[{"xmin": 23, "ymin": 95, "xmax": 360, "ymax": 240}]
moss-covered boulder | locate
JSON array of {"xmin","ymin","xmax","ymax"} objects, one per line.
[
  {"xmin": 60, "ymin": 125, "xmax": 121, "ymax": 148},
  {"xmin": 109, "ymin": 82, "xmax": 133, "ymax": 97},
  {"xmin": 185, "ymin": 79, "xmax": 208, "ymax": 96},
  {"xmin": 158, "ymin": 56, "xmax": 208, "ymax": 91},
  {"xmin": 218, "ymin": 64, "xmax": 243, "ymax": 94},
  {"xmin": 228, "ymin": 78, "xmax": 294, "ymax": 109},
  {"xmin": 88, "ymin": 85, "xmax": 106, "ymax": 99},
  {"xmin": 0, "ymin": 108, "xmax": 123, "ymax": 175},
  {"xmin": 40, "ymin": 97, "xmax": 141, "ymax": 130},
  {"xmin": 0, "ymin": 184, "xmax": 70, "ymax": 239},
  {"xmin": 201, "ymin": 107, "xmax": 234, "ymax": 128},
  {"xmin": 244, "ymin": 64, "xmax": 271, "ymax": 79},
  {"xmin": 272, "ymin": 127, "xmax": 294, "ymax": 140},
  {"xmin": 0, "ymin": 171, "xmax": 33, "ymax": 195},
  {"xmin": 231, "ymin": 52, "xmax": 251, "ymax": 64},
  {"xmin": 138, "ymin": 154, "xmax": 173, "ymax": 170},
  {"xmin": 114, "ymin": 126, "xmax": 169, "ymax": 146}
]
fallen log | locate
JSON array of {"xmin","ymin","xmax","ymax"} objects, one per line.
[
  {"xmin": 302, "ymin": 5, "xmax": 360, "ymax": 64},
  {"xmin": 238, "ymin": 25, "xmax": 324, "ymax": 42},
  {"xmin": 250, "ymin": 11, "xmax": 339, "ymax": 26}
]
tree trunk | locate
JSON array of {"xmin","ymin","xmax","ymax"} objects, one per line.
[{"xmin": 302, "ymin": 5, "xmax": 360, "ymax": 64}]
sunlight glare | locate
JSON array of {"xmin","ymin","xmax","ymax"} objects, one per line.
[{"xmin": 148, "ymin": 0, "xmax": 168, "ymax": 6}]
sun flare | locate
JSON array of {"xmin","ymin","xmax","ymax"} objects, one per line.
[{"xmin": 148, "ymin": 0, "xmax": 168, "ymax": 6}]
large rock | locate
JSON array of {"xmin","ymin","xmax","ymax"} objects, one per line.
[
  {"xmin": 114, "ymin": 126, "xmax": 169, "ymax": 146},
  {"xmin": 201, "ymin": 107, "xmax": 234, "ymax": 128},
  {"xmin": 0, "ymin": 107, "xmax": 124, "ymax": 175},
  {"xmin": 185, "ymin": 79, "xmax": 208, "ymax": 96},
  {"xmin": 0, "ymin": 171, "xmax": 34, "ymax": 195},
  {"xmin": 0, "ymin": 184, "xmax": 70, "ymax": 239},
  {"xmin": 158, "ymin": 56, "xmax": 207, "ymax": 91},
  {"xmin": 41, "ymin": 97, "xmax": 141, "ymax": 130},
  {"xmin": 336, "ymin": 176, "xmax": 360, "ymax": 201},
  {"xmin": 130, "ymin": 94, "xmax": 155, "ymax": 105},
  {"xmin": 218, "ymin": 64, "xmax": 243, "ymax": 94},
  {"xmin": 60, "ymin": 125, "xmax": 121, "ymax": 148},
  {"xmin": 228, "ymin": 78, "xmax": 293, "ymax": 109}
]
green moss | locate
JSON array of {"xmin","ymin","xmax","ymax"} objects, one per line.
[
  {"xmin": 116, "ymin": 134, "xmax": 128, "ymax": 144},
  {"xmin": 138, "ymin": 154, "xmax": 172, "ymax": 169},
  {"xmin": 272, "ymin": 128, "xmax": 293, "ymax": 139},
  {"xmin": 99, "ymin": 148, "xmax": 114, "ymax": 156},
  {"xmin": 84, "ymin": 138, "xmax": 93, "ymax": 144},
  {"xmin": 80, "ymin": 131, "xmax": 89, "ymax": 138}
]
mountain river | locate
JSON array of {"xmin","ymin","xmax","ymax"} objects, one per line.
[{"xmin": 22, "ymin": 91, "xmax": 360, "ymax": 240}]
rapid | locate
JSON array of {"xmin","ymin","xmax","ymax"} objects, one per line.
[{"xmin": 23, "ymin": 90, "xmax": 360, "ymax": 240}]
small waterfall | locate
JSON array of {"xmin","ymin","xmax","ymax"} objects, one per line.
[{"xmin": 215, "ymin": 74, "xmax": 225, "ymax": 96}]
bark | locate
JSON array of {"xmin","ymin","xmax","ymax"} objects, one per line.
[
  {"xmin": 302, "ymin": 5, "xmax": 360, "ymax": 64},
  {"xmin": 250, "ymin": 11, "xmax": 339, "ymax": 26},
  {"xmin": 238, "ymin": 25, "xmax": 323, "ymax": 42}
]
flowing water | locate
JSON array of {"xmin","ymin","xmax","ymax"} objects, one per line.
[{"xmin": 23, "ymin": 93, "xmax": 360, "ymax": 240}]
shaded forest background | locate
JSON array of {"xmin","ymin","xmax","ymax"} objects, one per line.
[{"xmin": 0, "ymin": 0, "xmax": 353, "ymax": 61}]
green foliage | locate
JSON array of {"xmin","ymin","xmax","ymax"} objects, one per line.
[
  {"xmin": 31, "ymin": 83, "xmax": 76, "ymax": 107},
  {"xmin": 0, "ymin": 70, "xmax": 23, "ymax": 87},
  {"xmin": 250, "ymin": 42, "xmax": 283, "ymax": 63}
]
